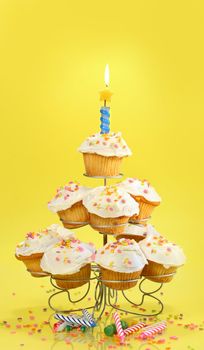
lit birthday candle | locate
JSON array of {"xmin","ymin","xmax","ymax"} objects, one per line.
[{"xmin": 100, "ymin": 64, "xmax": 113, "ymax": 134}]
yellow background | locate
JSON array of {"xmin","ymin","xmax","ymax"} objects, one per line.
[{"xmin": 0, "ymin": 0, "xmax": 204, "ymax": 349}]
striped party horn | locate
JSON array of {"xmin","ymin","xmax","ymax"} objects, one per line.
[
  {"xmin": 113, "ymin": 312, "xmax": 125, "ymax": 343},
  {"xmin": 124, "ymin": 322, "xmax": 146, "ymax": 336},
  {"xmin": 138, "ymin": 321, "xmax": 167, "ymax": 339},
  {"xmin": 54, "ymin": 313, "xmax": 95, "ymax": 328},
  {"xmin": 82, "ymin": 309, "xmax": 95, "ymax": 324}
]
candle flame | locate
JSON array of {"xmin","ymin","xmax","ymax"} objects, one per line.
[{"xmin": 104, "ymin": 64, "xmax": 110, "ymax": 87}]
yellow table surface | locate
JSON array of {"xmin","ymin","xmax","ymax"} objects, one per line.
[{"xmin": 0, "ymin": 0, "xmax": 204, "ymax": 349}]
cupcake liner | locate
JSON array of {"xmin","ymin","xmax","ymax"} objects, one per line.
[
  {"xmin": 130, "ymin": 195, "xmax": 160, "ymax": 223},
  {"xmin": 53, "ymin": 264, "xmax": 91, "ymax": 290},
  {"xmin": 115, "ymin": 234, "xmax": 145, "ymax": 242},
  {"xmin": 15, "ymin": 253, "xmax": 47, "ymax": 277},
  {"xmin": 142, "ymin": 261, "xmax": 177, "ymax": 283},
  {"xmin": 58, "ymin": 201, "xmax": 89, "ymax": 229},
  {"xmin": 100, "ymin": 266, "xmax": 142, "ymax": 290},
  {"xmin": 90, "ymin": 214, "xmax": 129, "ymax": 234},
  {"xmin": 83, "ymin": 153, "xmax": 123, "ymax": 176}
]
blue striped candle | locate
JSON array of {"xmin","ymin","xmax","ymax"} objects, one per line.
[{"xmin": 100, "ymin": 106, "xmax": 110, "ymax": 134}]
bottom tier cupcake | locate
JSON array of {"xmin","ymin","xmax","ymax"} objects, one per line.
[
  {"xmin": 40, "ymin": 238, "xmax": 95, "ymax": 289},
  {"xmin": 15, "ymin": 224, "xmax": 75, "ymax": 277},
  {"xmin": 15, "ymin": 253, "xmax": 46, "ymax": 277},
  {"xmin": 95, "ymin": 238, "xmax": 147, "ymax": 290},
  {"xmin": 139, "ymin": 234, "xmax": 186, "ymax": 283}
]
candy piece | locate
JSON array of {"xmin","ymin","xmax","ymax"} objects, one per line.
[
  {"xmin": 53, "ymin": 322, "xmax": 62, "ymax": 332},
  {"xmin": 80, "ymin": 326, "xmax": 87, "ymax": 332},
  {"xmin": 121, "ymin": 320, "xmax": 128, "ymax": 330},
  {"xmin": 104, "ymin": 325, "xmax": 116, "ymax": 336},
  {"xmin": 104, "ymin": 321, "xmax": 128, "ymax": 337},
  {"xmin": 65, "ymin": 325, "xmax": 72, "ymax": 331}
]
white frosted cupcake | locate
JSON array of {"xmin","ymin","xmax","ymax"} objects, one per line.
[
  {"xmin": 139, "ymin": 235, "xmax": 186, "ymax": 283},
  {"xmin": 15, "ymin": 224, "xmax": 75, "ymax": 277},
  {"xmin": 95, "ymin": 238, "xmax": 147, "ymax": 290},
  {"xmin": 78, "ymin": 132, "xmax": 132, "ymax": 176},
  {"xmin": 115, "ymin": 224, "xmax": 160, "ymax": 242},
  {"xmin": 40, "ymin": 238, "xmax": 95, "ymax": 289},
  {"xmin": 83, "ymin": 185, "xmax": 139, "ymax": 234},
  {"xmin": 117, "ymin": 178, "xmax": 161, "ymax": 224},
  {"xmin": 48, "ymin": 181, "xmax": 90, "ymax": 228}
]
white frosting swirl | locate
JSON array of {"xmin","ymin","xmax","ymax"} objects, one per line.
[
  {"xmin": 122, "ymin": 224, "xmax": 160, "ymax": 237},
  {"xmin": 117, "ymin": 178, "xmax": 161, "ymax": 203},
  {"xmin": 15, "ymin": 224, "xmax": 75, "ymax": 257},
  {"xmin": 95, "ymin": 238, "xmax": 147, "ymax": 273},
  {"xmin": 78, "ymin": 132, "xmax": 132, "ymax": 157},
  {"xmin": 83, "ymin": 185, "xmax": 139, "ymax": 218},
  {"xmin": 40, "ymin": 239, "xmax": 95, "ymax": 275},
  {"xmin": 48, "ymin": 181, "xmax": 90, "ymax": 213},
  {"xmin": 139, "ymin": 235, "xmax": 186, "ymax": 267}
]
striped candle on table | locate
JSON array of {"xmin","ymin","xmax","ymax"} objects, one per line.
[
  {"xmin": 138, "ymin": 321, "xmax": 167, "ymax": 339},
  {"xmin": 113, "ymin": 312, "xmax": 125, "ymax": 343},
  {"xmin": 124, "ymin": 322, "xmax": 146, "ymax": 336}
]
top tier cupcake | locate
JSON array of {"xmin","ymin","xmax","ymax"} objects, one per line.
[
  {"xmin": 48, "ymin": 181, "xmax": 90, "ymax": 229},
  {"xmin": 83, "ymin": 185, "xmax": 139, "ymax": 234},
  {"xmin": 78, "ymin": 132, "xmax": 132, "ymax": 176},
  {"xmin": 117, "ymin": 178, "xmax": 161, "ymax": 224}
]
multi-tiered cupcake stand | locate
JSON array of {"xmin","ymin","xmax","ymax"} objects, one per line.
[{"xmin": 43, "ymin": 174, "xmax": 176, "ymax": 321}]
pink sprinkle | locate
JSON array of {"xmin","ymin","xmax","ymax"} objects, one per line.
[
  {"xmin": 143, "ymin": 189, "xmax": 148, "ymax": 194},
  {"xmin": 29, "ymin": 316, "xmax": 35, "ymax": 320},
  {"xmin": 157, "ymin": 338, "xmax": 166, "ymax": 343},
  {"xmin": 170, "ymin": 336, "xmax": 178, "ymax": 340},
  {"xmin": 56, "ymin": 256, "xmax": 60, "ymax": 261},
  {"xmin": 106, "ymin": 198, "xmax": 111, "ymax": 203},
  {"xmin": 77, "ymin": 246, "xmax": 84, "ymax": 252},
  {"xmin": 109, "ymin": 207, "xmax": 113, "ymax": 211},
  {"xmin": 90, "ymin": 253, "xmax": 96, "ymax": 261}
]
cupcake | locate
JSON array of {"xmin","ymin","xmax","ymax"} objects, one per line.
[
  {"xmin": 78, "ymin": 132, "xmax": 132, "ymax": 176},
  {"xmin": 95, "ymin": 238, "xmax": 147, "ymax": 290},
  {"xmin": 115, "ymin": 224, "xmax": 160, "ymax": 242},
  {"xmin": 15, "ymin": 224, "xmax": 75, "ymax": 277},
  {"xmin": 48, "ymin": 181, "xmax": 90, "ymax": 229},
  {"xmin": 40, "ymin": 238, "xmax": 95, "ymax": 289},
  {"xmin": 83, "ymin": 185, "xmax": 139, "ymax": 234},
  {"xmin": 139, "ymin": 234, "xmax": 186, "ymax": 283},
  {"xmin": 117, "ymin": 178, "xmax": 161, "ymax": 224}
]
